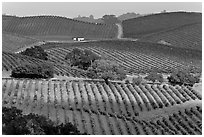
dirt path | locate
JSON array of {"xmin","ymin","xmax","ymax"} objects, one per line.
[
  {"xmin": 116, "ymin": 23, "xmax": 138, "ymax": 41},
  {"xmin": 116, "ymin": 23, "xmax": 123, "ymax": 39}
]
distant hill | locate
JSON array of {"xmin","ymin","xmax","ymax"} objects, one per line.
[
  {"xmin": 2, "ymin": 15, "xmax": 117, "ymax": 41},
  {"xmin": 73, "ymin": 15, "xmax": 104, "ymax": 23},
  {"xmin": 117, "ymin": 12, "xmax": 141, "ymax": 21},
  {"xmin": 122, "ymin": 12, "xmax": 201, "ymax": 51},
  {"xmin": 139, "ymin": 23, "xmax": 202, "ymax": 51},
  {"xmin": 123, "ymin": 12, "xmax": 201, "ymax": 38}
]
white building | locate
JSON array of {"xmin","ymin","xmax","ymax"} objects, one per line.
[{"xmin": 72, "ymin": 37, "xmax": 85, "ymax": 41}]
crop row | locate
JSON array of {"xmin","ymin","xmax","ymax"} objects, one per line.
[
  {"xmin": 45, "ymin": 46, "xmax": 187, "ymax": 74},
  {"xmin": 2, "ymin": 51, "xmax": 86, "ymax": 78},
  {"xmin": 2, "ymin": 78, "xmax": 202, "ymax": 135},
  {"xmin": 3, "ymin": 16, "xmax": 117, "ymax": 39},
  {"xmin": 139, "ymin": 23, "xmax": 201, "ymax": 51},
  {"xmin": 2, "ymin": 78, "xmax": 201, "ymax": 118}
]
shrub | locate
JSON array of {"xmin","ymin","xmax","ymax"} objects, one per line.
[
  {"xmin": 11, "ymin": 62, "xmax": 54, "ymax": 79},
  {"xmin": 20, "ymin": 46, "xmax": 48, "ymax": 60},
  {"xmin": 132, "ymin": 76, "xmax": 143, "ymax": 85},
  {"xmin": 144, "ymin": 73, "xmax": 164, "ymax": 83},
  {"xmin": 167, "ymin": 69, "xmax": 200, "ymax": 86},
  {"xmin": 87, "ymin": 59, "xmax": 127, "ymax": 83},
  {"xmin": 65, "ymin": 48, "xmax": 100, "ymax": 70},
  {"xmin": 2, "ymin": 107, "xmax": 86, "ymax": 135}
]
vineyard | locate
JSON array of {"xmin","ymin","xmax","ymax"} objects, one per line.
[
  {"xmin": 2, "ymin": 51, "xmax": 87, "ymax": 78},
  {"xmin": 44, "ymin": 45, "xmax": 201, "ymax": 74},
  {"xmin": 139, "ymin": 23, "xmax": 202, "ymax": 51},
  {"xmin": 122, "ymin": 12, "xmax": 201, "ymax": 39},
  {"xmin": 2, "ymin": 32, "xmax": 40, "ymax": 53},
  {"xmin": 2, "ymin": 15, "xmax": 117, "ymax": 40},
  {"xmin": 41, "ymin": 40, "xmax": 202, "ymax": 69},
  {"xmin": 2, "ymin": 78, "xmax": 202, "ymax": 135}
]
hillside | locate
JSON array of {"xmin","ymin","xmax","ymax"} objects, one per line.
[
  {"xmin": 2, "ymin": 32, "xmax": 40, "ymax": 53},
  {"xmin": 117, "ymin": 12, "xmax": 141, "ymax": 21},
  {"xmin": 2, "ymin": 51, "xmax": 87, "ymax": 78},
  {"xmin": 123, "ymin": 12, "xmax": 201, "ymax": 38},
  {"xmin": 2, "ymin": 15, "xmax": 117, "ymax": 40},
  {"xmin": 139, "ymin": 23, "xmax": 202, "ymax": 51},
  {"xmin": 41, "ymin": 40, "xmax": 202, "ymax": 72},
  {"xmin": 2, "ymin": 78, "xmax": 202, "ymax": 135},
  {"xmin": 122, "ymin": 12, "xmax": 201, "ymax": 51}
]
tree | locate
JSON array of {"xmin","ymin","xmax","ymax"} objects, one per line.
[
  {"xmin": 11, "ymin": 62, "xmax": 54, "ymax": 79},
  {"xmin": 102, "ymin": 15, "xmax": 120, "ymax": 24},
  {"xmin": 167, "ymin": 69, "xmax": 200, "ymax": 86},
  {"xmin": 65, "ymin": 48, "xmax": 100, "ymax": 70},
  {"xmin": 87, "ymin": 59, "xmax": 127, "ymax": 83},
  {"xmin": 20, "ymin": 46, "xmax": 48, "ymax": 60},
  {"xmin": 2, "ymin": 107, "xmax": 86, "ymax": 135},
  {"xmin": 144, "ymin": 72, "xmax": 164, "ymax": 83}
]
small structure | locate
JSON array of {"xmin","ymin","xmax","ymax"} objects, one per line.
[
  {"xmin": 72, "ymin": 37, "xmax": 85, "ymax": 41},
  {"xmin": 158, "ymin": 40, "xmax": 171, "ymax": 46}
]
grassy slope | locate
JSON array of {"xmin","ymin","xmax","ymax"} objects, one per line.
[
  {"xmin": 2, "ymin": 15, "xmax": 117, "ymax": 40},
  {"xmin": 122, "ymin": 12, "xmax": 201, "ymax": 51},
  {"xmin": 41, "ymin": 40, "xmax": 202, "ymax": 69}
]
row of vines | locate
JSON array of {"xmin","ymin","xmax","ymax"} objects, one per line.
[
  {"xmin": 3, "ymin": 16, "xmax": 117, "ymax": 39},
  {"xmin": 2, "ymin": 78, "xmax": 202, "ymax": 134}
]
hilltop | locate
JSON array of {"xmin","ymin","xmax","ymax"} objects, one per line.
[
  {"xmin": 2, "ymin": 15, "xmax": 117, "ymax": 41},
  {"xmin": 122, "ymin": 12, "xmax": 201, "ymax": 51}
]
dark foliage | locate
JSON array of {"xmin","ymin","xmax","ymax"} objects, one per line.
[
  {"xmin": 167, "ymin": 69, "xmax": 200, "ymax": 86},
  {"xmin": 132, "ymin": 76, "xmax": 144, "ymax": 85},
  {"xmin": 20, "ymin": 46, "xmax": 48, "ymax": 60},
  {"xmin": 87, "ymin": 59, "xmax": 127, "ymax": 82},
  {"xmin": 2, "ymin": 107, "xmax": 87, "ymax": 135},
  {"xmin": 65, "ymin": 48, "xmax": 100, "ymax": 70},
  {"xmin": 144, "ymin": 72, "xmax": 164, "ymax": 83},
  {"xmin": 11, "ymin": 62, "xmax": 54, "ymax": 79},
  {"xmin": 102, "ymin": 15, "xmax": 120, "ymax": 24}
]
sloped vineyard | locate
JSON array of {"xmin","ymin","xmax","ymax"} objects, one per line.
[
  {"xmin": 44, "ymin": 46, "xmax": 188, "ymax": 74},
  {"xmin": 139, "ymin": 23, "xmax": 202, "ymax": 51},
  {"xmin": 2, "ymin": 51, "xmax": 86, "ymax": 78},
  {"xmin": 2, "ymin": 78, "xmax": 202, "ymax": 135},
  {"xmin": 3, "ymin": 15, "xmax": 117, "ymax": 40}
]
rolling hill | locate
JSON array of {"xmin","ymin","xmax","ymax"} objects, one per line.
[
  {"xmin": 2, "ymin": 15, "xmax": 117, "ymax": 41},
  {"xmin": 2, "ymin": 78, "xmax": 202, "ymax": 134},
  {"xmin": 2, "ymin": 32, "xmax": 40, "ymax": 53},
  {"xmin": 139, "ymin": 23, "xmax": 202, "ymax": 51},
  {"xmin": 122, "ymin": 12, "xmax": 201, "ymax": 51},
  {"xmin": 41, "ymin": 40, "xmax": 202, "ymax": 72}
]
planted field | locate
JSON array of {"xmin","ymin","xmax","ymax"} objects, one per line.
[
  {"xmin": 122, "ymin": 12, "xmax": 201, "ymax": 39},
  {"xmin": 41, "ymin": 40, "xmax": 202, "ymax": 70},
  {"xmin": 2, "ymin": 78, "xmax": 202, "ymax": 135},
  {"xmin": 2, "ymin": 32, "xmax": 40, "ymax": 53},
  {"xmin": 3, "ymin": 15, "xmax": 117, "ymax": 40},
  {"xmin": 139, "ymin": 23, "xmax": 202, "ymax": 51},
  {"xmin": 45, "ymin": 46, "xmax": 190, "ymax": 74},
  {"xmin": 2, "ymin": 51, "xmax": 86, "ymax": 78}
]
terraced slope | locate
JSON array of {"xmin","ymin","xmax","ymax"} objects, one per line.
[
  {"xmin": 2, "ymin": 32, "xmax": 40, "ymax": 53},
  {"xmin": 2, "ymin": 52, "xmax": 86, "ymax": 78},
  {"xmin": 2, "ymin": 15, "xmax": 117, "ymax": 40},
  {"xmin": 139, "ymin": 23, "xmax": 202, "ymax": 51},
  {"xmin": 2, "ymin": 78, "xmax": 202, "ymax": 135}
]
